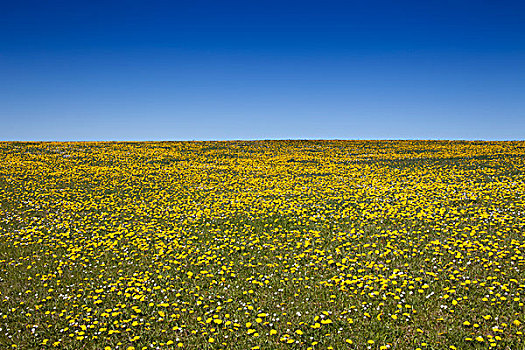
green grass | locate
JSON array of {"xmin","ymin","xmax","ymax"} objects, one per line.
[{"xmin": 0, "ymin": 140, "xmax": 524, "ymax": 349}]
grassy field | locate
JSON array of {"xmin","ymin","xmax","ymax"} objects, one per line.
[{"xmin": 0, "ymin": 140, "xmax": 524, "ymax": 350}]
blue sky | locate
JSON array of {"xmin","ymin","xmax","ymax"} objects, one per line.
[{"xmin": 1, "ymin": 0, "xmax": 524, "ymax": 140}]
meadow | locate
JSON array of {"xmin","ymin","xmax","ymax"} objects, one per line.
[{"xmin": 0, "ymin": 140, "xmax": 524, "ymax": 350}]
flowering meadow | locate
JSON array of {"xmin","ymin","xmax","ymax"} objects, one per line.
[{"xmin": 1, "ymin": 140, "xmax": 524, "ymax": 350}]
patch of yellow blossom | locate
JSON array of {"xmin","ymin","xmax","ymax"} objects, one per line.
[{"xmin": 0, "ymin": 140, "xmax": 523, "ymax": 349}]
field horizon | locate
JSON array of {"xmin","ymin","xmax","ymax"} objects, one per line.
[
  {"xmin": 1, "ymin": 140, "xmax": 524, "ymax": 349},
  {"xmin": 2, "ymin": 139, "xmax": 525, "ymax": 143}
]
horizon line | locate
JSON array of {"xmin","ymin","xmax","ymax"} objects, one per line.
[{"xmin": 2, "ymin": 138, "xmax": 524, "ymax": 143}]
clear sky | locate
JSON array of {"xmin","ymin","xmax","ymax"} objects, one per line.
[{"xmin": 1, "ymin": 0, "xmax": 524, "ymax": 141}]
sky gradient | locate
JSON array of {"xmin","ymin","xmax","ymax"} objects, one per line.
[{"xmin": 2, "ymin": 0, "xmax": 525, "ymax": 140}]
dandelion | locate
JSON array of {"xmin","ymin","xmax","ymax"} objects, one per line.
[{"xmin": 2, "ymin": 140, "xmax": 524, "ymax": 349}]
